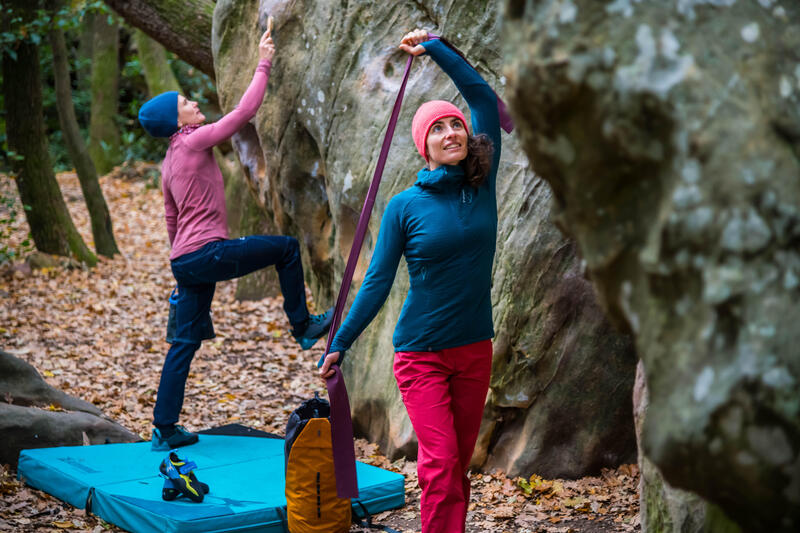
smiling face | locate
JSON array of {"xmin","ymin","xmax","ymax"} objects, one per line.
[
  {"xmin": 425, "ymin": 116, "xmax": 468, "ymax": 170},
  {"xmin": 177, "ymin": 95, "xmax": 205, "ymax": 128}
]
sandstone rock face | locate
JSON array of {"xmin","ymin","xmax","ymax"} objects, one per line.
[
  {"xmin": 503, "ymin": 1, "xmax": 800, "ymax": 530},
  {"xmin": 634, "ymin": 362, "xmax": 741, "ymax": 533},
  {"xmin": 212, "ymin": 0, "xmax": 636, "ymax": 477}
]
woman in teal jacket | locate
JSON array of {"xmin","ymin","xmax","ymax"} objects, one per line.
[{"xmin": 320, "ymin": 29, "xmax": 502, "ymax": 533}]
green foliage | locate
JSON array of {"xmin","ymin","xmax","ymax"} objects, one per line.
[
  {"xmin": 1, "ymin": 1, "xmax": 109, "ymax": 55},
  {"xmin": 0, "ymin": 0, "xmax": 219, "ymax": 174}
]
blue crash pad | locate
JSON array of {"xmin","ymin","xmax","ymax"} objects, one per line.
[{"xmin": 17, "ymin": 434, "xmax": 405, "ymax": 533}]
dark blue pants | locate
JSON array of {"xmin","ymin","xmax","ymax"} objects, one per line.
[{"xmin": 153, "ymin": 236, "xmax": 309, "ymax": 426}]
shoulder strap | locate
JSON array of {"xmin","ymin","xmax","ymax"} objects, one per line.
[
  {"xmin": 323, "ymin": 55, "xmax": 415, "ymax": 500},
  {"xmin": 276, "ymin": 506, "xmax": 289, "ymax": 532}
]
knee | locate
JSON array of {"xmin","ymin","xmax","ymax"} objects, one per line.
[
  {"xmin": 419, "ymin": 452, "xmax": 461, "ymax": 480},
  {"xmin": 282, "ymin": 236, "xmax": 300, "ymax": 262},
  {"xmin": 163, "ymin": 341, "xmax": 200, "ymax": 372}
]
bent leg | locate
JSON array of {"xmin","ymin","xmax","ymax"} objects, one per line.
[
  {"xmin": 173, "ymin": 237, "xmax": 309, "ymax": 328},
  {"xmin": 269, "ymin": 236, "xmax": 308, "ymax": 327}
]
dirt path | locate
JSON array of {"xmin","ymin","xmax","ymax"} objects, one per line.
[{"xmin": 0, "ymin": 171, "xmax": 639, "ymax": 532}]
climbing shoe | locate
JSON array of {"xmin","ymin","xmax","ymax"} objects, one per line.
[
  {"xmin": 292, "ymin": 307, "xmax": 334, "ymax": 350},
  {"xmin": 151, "ymin": 425, "xmax": 199, "ymax": 451},
  {"xmin": 162, "ymin": 477, "xmax": 210, "ymax": 501},
  {"xmin": 159, "ymin": 452, "xmax": 205, "ymax": 503}
]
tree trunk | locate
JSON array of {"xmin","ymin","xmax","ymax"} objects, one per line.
[
  {"xmin": 133, "ymin": 28, "xmax": 180, "ymax": 94},
  {"xmin": 50, "ymin": 21, "xmax": 120, "ymax": 257},
  {"xmin": 88, "ymin": 14, "xmax": 121, "ymax": 175},
  {"xmin": 76, "ymin": 12, "xmax": 94, "ymax": 94},
  {"xmin": 103, "ymin": 0, "xmax": 214, "ymax": 79},
  {"xmin": 2, "ymin": 25, "xmax": 97, "ymax": 266}
]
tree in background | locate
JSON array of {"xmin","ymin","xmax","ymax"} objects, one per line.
[
  {"xmin": 133, "ymin": 27, "xmax": 180, "ymax": 95},
  {"xmin": 50, "ymin": 0, "xmax": 119, "ymax": 257},
  {"xmin": 103, "ymin": 0, "xmax": 215, "ymax": 79},
  {"xmin": 88, "ymin": 11, "xmax": 121, "ymax": 174},
  {"xmin": 1, "ymin": 0, "xmax": 97, "ymax": 266},
  {"xmin": 0, "ymin": 0, "xmax": 218, "ymax": 265}
]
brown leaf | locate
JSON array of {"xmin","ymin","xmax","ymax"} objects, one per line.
[{"xmin": 0, "ymin": 172, "xmax": 642, "ymax": 533}]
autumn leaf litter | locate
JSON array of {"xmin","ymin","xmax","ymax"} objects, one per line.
[{"xmin": 0, "ymin": 171, "xmax": 640, "ymax": 532}]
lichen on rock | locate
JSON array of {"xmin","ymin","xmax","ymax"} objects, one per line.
[
  {"xmin": 504, "ymin": 0, "xmax": 800, "ymax": 530},
  {"xmin": 212, "ymin": 0, "xmax": 638, "ymax": 479}
]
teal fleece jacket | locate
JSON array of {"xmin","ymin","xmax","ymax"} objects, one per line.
[{"xmin": 329, "ymin": 38, "xmax": 502, "ymax": 354}]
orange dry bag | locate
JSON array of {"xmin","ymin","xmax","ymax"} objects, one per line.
[{"xmin": 284, "ymin": 394, "xmax": 351, "ymax": 533}]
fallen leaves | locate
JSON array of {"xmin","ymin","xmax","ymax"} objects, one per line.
[{"xmin": 0, "ymin": 172, "xmax": 641, "ymax": 532}]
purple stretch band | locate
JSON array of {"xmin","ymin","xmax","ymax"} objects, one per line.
[{"xmin": 323, "ymin": 54, "xmax": 415, "ymax": 499}]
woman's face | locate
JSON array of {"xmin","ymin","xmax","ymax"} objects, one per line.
[
  {"xmin": 177, "ymin": 95, "xmax": 205, "ymax": 127},
  {"xmin": 425, "ymin": 116, "xmax": 468, "ymax": 170}
]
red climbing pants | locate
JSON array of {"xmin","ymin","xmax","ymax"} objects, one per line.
[{"xmin": 393, "ymin": 339, "xmax": 493, "ymax": 533}]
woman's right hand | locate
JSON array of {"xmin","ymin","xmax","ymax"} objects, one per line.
[
  {"xmin": 259, "ymin": 17, "xmax": 275, "ymax": 61},
  {"xmin": 319, "ymin": 351, "xmax": 340, "ymax": 380},
  {"xmin": 399, "ymin": 28, "xmax": 429, "ymax": 56}
]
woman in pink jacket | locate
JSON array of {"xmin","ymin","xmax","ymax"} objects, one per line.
[{"xmin": 138, "ymin": 26, "xmax": 331, "ymax": 451}]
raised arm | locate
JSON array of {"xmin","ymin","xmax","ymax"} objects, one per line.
[
  {"xmin": 185, "ymin": 27, "xmax": 275, "ymax": 151},
  {"xmin": 421, "ymin": 39, "xmax": 500, "ymax": 157},
  {"xmin": 401, "ymin": 31, "xmax": 502, "ymax": 189}
]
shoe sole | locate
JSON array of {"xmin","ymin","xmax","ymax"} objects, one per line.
[{"xmin": 163, "ymin": 481, "xmax": 209, "ymax": 501}]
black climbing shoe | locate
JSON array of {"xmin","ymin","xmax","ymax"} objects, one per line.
[
  {"xmin": 159, "ymin": 452, "xmax": 205, "ymax": 503},
  {"xmin": 162, "ymin": 477, "xmax": 210, "ymax": 501}
]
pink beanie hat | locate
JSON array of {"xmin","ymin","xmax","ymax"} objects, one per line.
[{"xmin": 411, "ymin": 100, "xmax": 469, "ymax": 161}]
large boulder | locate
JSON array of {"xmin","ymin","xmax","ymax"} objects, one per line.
[
  {"xmin": 503, "ymin": 1, "xmax": 800, "ymax": 530},
  {"xmin": 0, "ymin": 350, "xmax": 140, "ymax": 468},
  {"xmin": 634, "ymin": 362, "xmax": 741, "ymax": 533},
  {"xmin": 211, "ymin": 0, "xmax": 637, "ymax": 477}
]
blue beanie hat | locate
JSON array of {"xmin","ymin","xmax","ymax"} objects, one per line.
[{"xmin": 138, "ymin": 91, "xmax": 179, "ymax": 138}]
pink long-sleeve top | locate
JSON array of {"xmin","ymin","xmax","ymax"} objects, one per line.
[{"xmin": 161, "ymin": 59, "xmax": 271, "ymax": 260}]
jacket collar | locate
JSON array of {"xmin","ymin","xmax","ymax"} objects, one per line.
[
  {"xmin": 414, "ymin": 164, "xmax": 465, "ymax": 192},
  {"xmin": 169, "ymin": 123, "xmax": 203, "ymax": 142}
]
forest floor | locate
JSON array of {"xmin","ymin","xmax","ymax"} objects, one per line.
[{"xmin": 0, "ymin": 169, "xmax": 640, "ymax": 533}]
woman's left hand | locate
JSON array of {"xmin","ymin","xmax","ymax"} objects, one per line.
[{"xmin": 399, "ymin": 29, "xmax": 429, "ymax": 56}]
